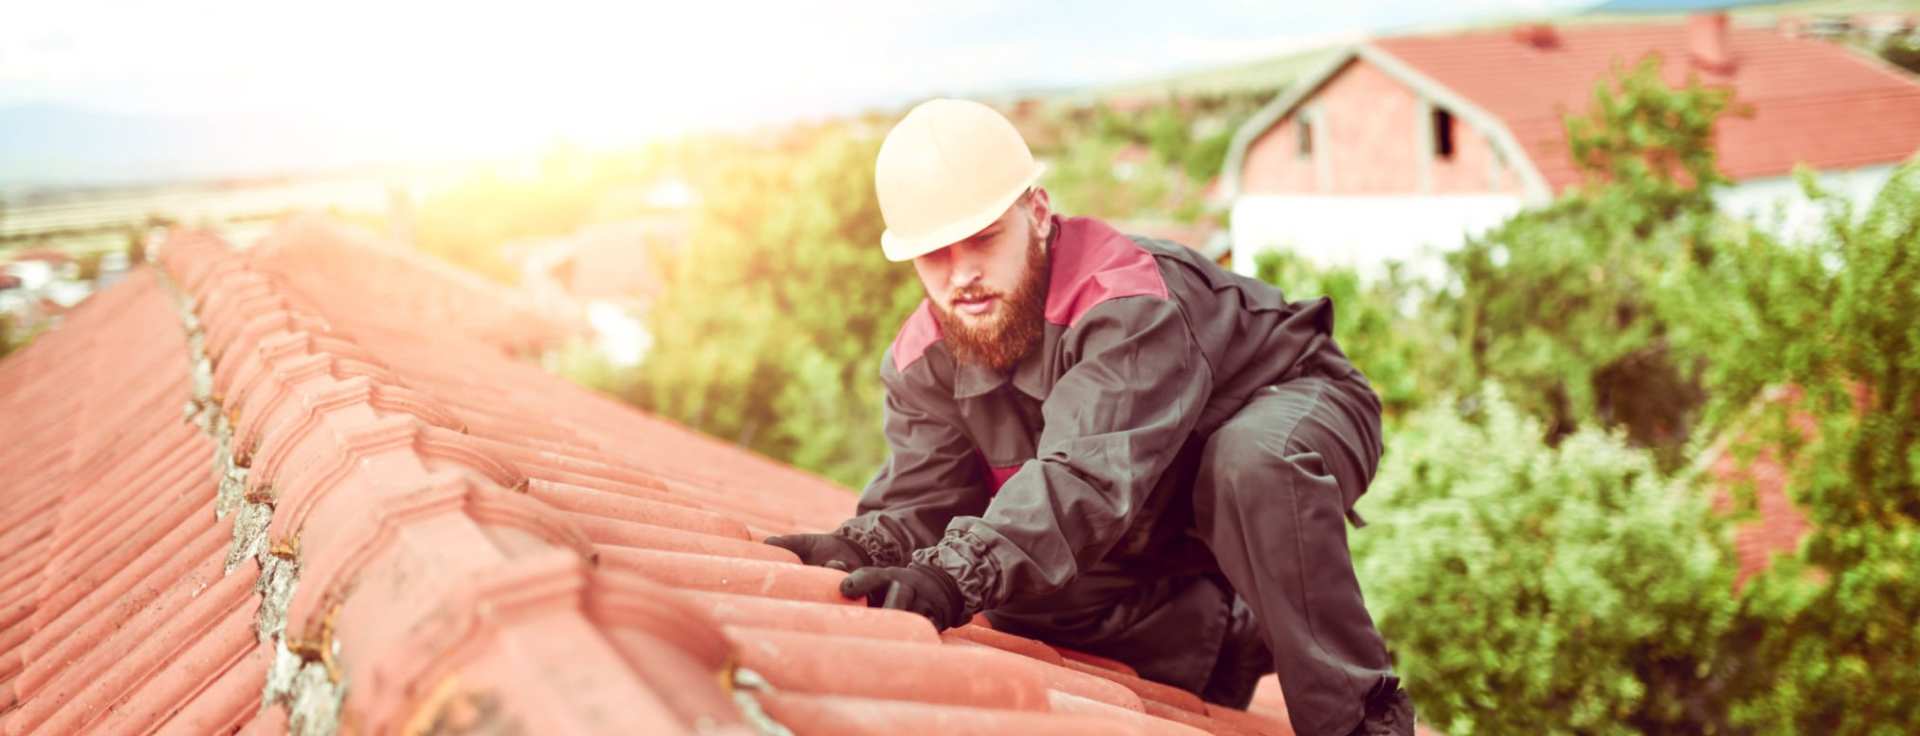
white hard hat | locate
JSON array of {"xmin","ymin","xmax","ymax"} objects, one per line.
[{"xmin": 875, "ymin": 98, "xmax": 1046, "ymax": 262}]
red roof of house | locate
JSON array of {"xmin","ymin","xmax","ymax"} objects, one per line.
[
  {"xmin": 1703, "ymin": 385, "xmax": 1831, "ymax": 587},
  {"xmin": 0, "ymin": 219, "xmax": 1300, "ymax": 734},
  {"xmin": 1373, "ymin": 21, "xmax": 1920, "ymax": 191},
  {"xmin": 1710, "ymin": 444, "xmax": 1814, "ymax": 587},
  {"xmin": 4, "ymin": 250, "xmax": 74, "ymax": 266}
]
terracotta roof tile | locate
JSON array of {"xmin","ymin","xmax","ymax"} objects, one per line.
[
  {"xmin": 1060, "ymin": 656, "xmax": 1213, "ymax": 716},
  {"xmin": 727, "ymin": 625, "xmax": 1057, "ymax": 709},
  {"xmin": 0, "ymin": 219, "xmax": 1299, "ymax": 734},
  {"xmin": 752, "ymin": 691, "xmax": 1145, "ymax": 735},
  {"xmin": 1049, "ymin": 691, "xmax": 1219, "ymax": 735}
]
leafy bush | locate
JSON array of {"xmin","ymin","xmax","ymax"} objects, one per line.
[
  {"xmin": 1049, "ymin": 98, "xmax": 1257, "ymax": 224},
  {"xmin": 1353, "ymin": 388, "xmax": 1737, "ymax": 735},
  {"xmin": 1090, "ymin": 96, "xmax": 1262, "ymax": 183},
  {"xmin": 544, "ymin": 336, "xmax": 643, "ymax": 399},
  {"xmin": 1564, "ymin": 56, "xmax": 1737, "ymax": 221},
  {"xmin": 1444, "ymin": 201, "xmax": 1714, "ymax": 463},
  {"xmin": 1253, "ymin": 250, "xmax": 1456, "ymax": 423},
  {"xmin": 0, "ymin": 313, "xmax": 15, "ymax": 359},
  {"xmin": 1042, "ymin": 133, "xmax": 1184, "ymax": 223},
  {"xmin": 1673, "ymin": 160, "xmax": 1920, "ymax": 734},
  {"xmin": 1442, "ymin": 56, "xmax": 1739, "ymax": 462},
  {"xmin": 1880, "ymin": 33, "xmax": 1920, "ymax": 76},
  {"xmin": 634, "ymin": 125, "xmax": 921, "ymax": 487}
]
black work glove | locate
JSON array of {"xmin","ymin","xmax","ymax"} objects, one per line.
[
  {"xmin": 839, "ymin": 564, "xmax": 966, "ymax": 631},
  {"xmin": 764, "ymin": 533, "xmax": 870, "ymax": 572}
]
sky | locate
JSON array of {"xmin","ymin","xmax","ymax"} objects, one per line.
[{"xmin": 0, "ymin": 0, "xmax": 1597, "ymax": 185}]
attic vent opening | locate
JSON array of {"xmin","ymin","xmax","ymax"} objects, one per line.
[
  {"xmin": 1297, "ymin": 115, "xmax": 1314, "ymax": 159},
  {"xmin": 1432, "ymin": 107, "xmax": 1456, "ymax": 160}
]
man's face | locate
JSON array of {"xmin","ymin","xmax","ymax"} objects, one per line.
[{"xmin": 912, "ymin": 189, "xmax": 1053, "ymax": 371}]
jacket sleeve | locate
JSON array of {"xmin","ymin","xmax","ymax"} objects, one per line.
[
  {"xmin": 911, "ymin": 296, "xmax": 1213, "ymax": 613},
  {"xmin": 833, "ymin": 347, "xmax": 992, "ymax": 566}
]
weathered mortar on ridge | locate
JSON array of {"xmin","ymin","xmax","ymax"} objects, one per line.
[
  {"xmin": 731, "ymin": 668, "xmax": 795, "ymax": 736},
  {"xmin": 265, "ymin": 636, "xmax": 346, "ymax": 735},
  {"xmin": 156, "ymin": 260, "xmax": 344, "ymax": 735}
]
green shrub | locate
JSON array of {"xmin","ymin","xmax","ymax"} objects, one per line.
[
  {"xmin": 635, "ymin": 125, "xmax": 921, "ymax": 487},
  {"xmin": 1253, "ymin": 250, "xmax": 1456, "ymax": 423},
  {"xmin": 1683, "ymin": 160, "xmax": 1920, "ymax": 735},
  {"xmin": 1353, "ymin": 388, "xmax": 1738, "ymax": 734},
  {"xmin": 1444, "ymin": 201, "xmax": 1717, "ymax": 463},
  {"xmin": 1880, "ymin": 33, "xmax": 1920, "ymax": 76},
  {"xmin": 1442, "ymin": 56, "xmax": 1739, "ymax": 462},
  {"xmin": 1042, "ymin": 134, "xmax": 1183, "ymax": 223},
  {"xmin": 544, "ymin": 336, "xmax": 642, "ymax": 399}
]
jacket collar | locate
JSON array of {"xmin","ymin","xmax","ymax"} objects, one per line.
[{"xmin": 952, "ymin": 350, "xmax": 1050, "ymax": 402}]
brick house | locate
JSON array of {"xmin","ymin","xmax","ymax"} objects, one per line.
[{"xmin": 1221, "ymin": 13, "xmax": 1920, "ymax": 276}]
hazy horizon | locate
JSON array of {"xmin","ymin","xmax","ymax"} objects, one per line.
[{"xmin": 3, "ymin": 1, "xmax": 1602, "ymax": 189}]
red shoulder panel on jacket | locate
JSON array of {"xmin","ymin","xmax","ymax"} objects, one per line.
[
  {"xmin": 1043, "ymin": 216, "xmax": 1170, "ymax": 327},
  {"xmin": 891, "ymin": 299, "xmax": 943, "ymax": 372}
]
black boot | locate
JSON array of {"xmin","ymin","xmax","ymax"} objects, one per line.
[
  {"xmin": 1346, "ymin": 682, "xmax": 1415, "ymax": 736},
  {"xmin": 1200, "ymin": 596, "xmax": 1273, "ymax": 708}
]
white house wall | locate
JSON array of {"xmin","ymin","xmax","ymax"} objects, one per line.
[
  {"xmin": 1229, "ymin": 163, "xmax": 1906, "ymax": 282},
  {"xmin": 1229, "ymin": 193, "xmax": 1525, "ymax": 279},
  {"xmin": 1714, "ymin": 164, "xmax": 1900, "ymax": 243}
]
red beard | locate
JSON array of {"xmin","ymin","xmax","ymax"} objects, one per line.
[{"xmin": 930, "ymin": 229, "xmax": 1050, "ymax": 372}]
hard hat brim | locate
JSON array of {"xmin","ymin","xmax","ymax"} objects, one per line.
[{"xmin": 879, "ymin": 163, "xmax": 1046, "ymax": 262}]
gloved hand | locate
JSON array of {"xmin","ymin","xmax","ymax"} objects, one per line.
[
  {"xmin": 839, "ymin": 564, "xmax": 966, "ymax": 631},
  {"xmin": 764, "ymin": 533, "xmax": 870, "ymax": 572}
]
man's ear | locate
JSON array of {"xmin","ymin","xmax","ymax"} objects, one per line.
[{"xmin": 1028, "ymin": 187, "xmax": 1053, "ymax": 237}]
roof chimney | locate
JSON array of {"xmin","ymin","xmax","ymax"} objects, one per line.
[
  {"xmin": 1688, "ymin": 12, "xmax": 1736, "ymax": 72},
  {"xmin": 1512, "ymin": 23, "xmax": 1560, "ymax": 49}
]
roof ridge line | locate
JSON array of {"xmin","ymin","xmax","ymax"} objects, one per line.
[{"xmin": 152, "ymin": 229, "xmax": 730, "ymax": 734}]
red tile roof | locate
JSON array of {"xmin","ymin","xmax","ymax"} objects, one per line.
[
  {"xmin": 0, "ymin": 219, "xmax": 1296, "ymax": 734},
  {"xmin": 1373, "ymin": 21, "xmax": 1920, "ymax": 191},
  {"xmin": 1703, "ymin": 385, "xmax": 1826, "ymax": 587},
  {"xmin": 247, "ymin": 216, "xmax": 588, "ymax": 356},
  {"xmin": 1710, "ymin": 444, "xmax": 1814, "ymax": 586}
]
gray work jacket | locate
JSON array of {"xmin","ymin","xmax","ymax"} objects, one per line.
[{"xmin": 834, "ymin": 214, "xmax": 1370, "ymax": 617}]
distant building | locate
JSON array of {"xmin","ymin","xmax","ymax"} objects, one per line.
[
  {"xmin": 507, "ymin": 215, "xmax": 690, "ymax": 368},
  {"xmin": 1, "ymin": 247, "xmax": 113, "ymax": 337},
  {"xmin": 1222, "ymin": 13, "xmax": 1920, "ymax": 276}
]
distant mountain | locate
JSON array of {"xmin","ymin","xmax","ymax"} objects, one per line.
[
  {"xmin": 1589, "ymin": 0, "xmax": 1785, "ymax": 12},
  {"xmin": 1070, "ymin": 45, "xmax": 1347, "ymax": 103},
  {"xmin": 0, "ymin": 103, "xmax": 469, "ymax": 191},
  {"xmin": 0, "ymin": 104, "xmax": 229, "ymax": 187}
]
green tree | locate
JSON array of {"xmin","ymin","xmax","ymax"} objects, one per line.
[
  {"xmin": 1880, "ymin": 33, "xmax": 1920, "ymax": 76},
  {"xmin": 1671, "ymin": 161, "xmax": 1920, "ymax": 734},
  {"xmin": 1254, "ymin": 250, "xmax": 1455, "ymax": 423},
  {"xmin": 1443, "ymin": 55, "xmax": 1740, "ymax": 462},
  {"xmin": 1353, "ymin": 387, "xmax": 1738, "ymax": 735},
  {"xmin": 635, "ymin": 125, "xmax": 922, "ymax": 487},
  {"xmin": 1056, "ymin": 98, "xmax": 1252, "ymax": 224},
  {"xmin": 1565, "ymin": 56, "xmax": 1736, "ymax": 227},
  {"xmin": 1042, "ymin": 134, "xmax": 1180, "ymax": 222}
]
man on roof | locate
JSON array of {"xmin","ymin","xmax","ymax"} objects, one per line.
[{"xmin": 766, "ymin": 98, "xmax": 1415, "ymax": 736}]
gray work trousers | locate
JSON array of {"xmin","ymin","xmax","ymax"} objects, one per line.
[{"xmin": 986, "ymin": 373, "xmax": 1395, "ymax": 736}]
